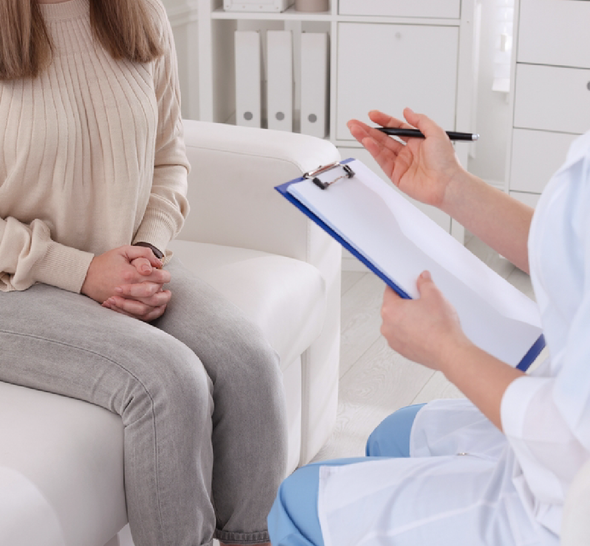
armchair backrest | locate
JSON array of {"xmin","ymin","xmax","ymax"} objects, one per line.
[{"xmin": 178, "ymin": 119, "xmax": 340, "ymax": 260}]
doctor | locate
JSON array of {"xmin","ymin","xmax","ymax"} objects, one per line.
[{"xmin": 267, "ymin": 108, "xmax": 590, "ymax": 545}]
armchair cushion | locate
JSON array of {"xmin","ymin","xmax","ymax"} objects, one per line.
[{"xmin": 168, "ymin": 241, "xmax": 326, "ymax": 367}]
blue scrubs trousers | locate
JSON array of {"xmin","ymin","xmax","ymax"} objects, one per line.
[{"xmin": 268, "ymin": 403, "xmax": 426, "ymax": 546}]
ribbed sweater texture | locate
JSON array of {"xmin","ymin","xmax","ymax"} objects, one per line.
[{"xmin": 0, "ymin": 0, "xmax": 189, "ymax": 294}]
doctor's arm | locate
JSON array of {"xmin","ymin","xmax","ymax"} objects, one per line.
[{"xmin": 348, "ymin": 109, "xmax": 533, "ymax": 274}]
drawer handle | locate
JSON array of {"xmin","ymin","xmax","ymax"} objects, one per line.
[{"xmin": 587, "ymin": 81, "xmax": 590, "ymax": 91}]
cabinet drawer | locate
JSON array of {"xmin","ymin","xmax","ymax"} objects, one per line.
[
  {"xmin": 518, "ymin": 0, "xmax": 590, "ymax": 69},
  {"xmin": 509, "ymin": 129, "xmax": 578, "ymax": 193},
  {"xmin": 339, "ymin": 0, "xmax": 461, "ymax": 19},
  {"xmin": 514, "ymin": 64, "xmax": 590, "ymax": 134},
  {"xmin": 336, "ymin": 23, "xmax": 458, "ymax": 141}
]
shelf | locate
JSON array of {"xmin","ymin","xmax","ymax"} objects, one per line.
[
  {"xmin": 193, "ymin": 0, "xmax": 478, "ymax": 240},
  {"xmin": 211, "ymin": 8, "xmax": 460, "ymax": 25},
  {"xmin": 212, "ymin": 7, "xmax": 332, "ymax": 21}
]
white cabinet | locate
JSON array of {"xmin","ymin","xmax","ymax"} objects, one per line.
[
  {"xmin": 514, "ymin": 64, "xmax": 590, "ymax": 135},
  {"xmin": 192, "ymin": 0, "xmax": 480, "ymax": 238},
  {"xmin": 506, "ymin": 0, "xmax": 590, "ymax": 202},
  {"xmin": 517, "ymin": 0, "xmax": 590, "ymax": 70},
  {"xmin": 335, "ymin": 23, "xmax": 459, "ymax": 142}
]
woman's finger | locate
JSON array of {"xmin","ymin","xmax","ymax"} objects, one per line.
[
  {"xmin": 116, "ymin": 290, "xmax": 172, "ymax": 307},
  {"xmin": 104, "ymin": 297, "xmax": 168, "ymax": 322},
  {"xmin": 132, "ymin": 257, "xmax": 153, "ymax": 276},
  {"xmin": 124, "ymin": 245, "xmax": 163, "ymax": 269},
  {"xmin": 115, "ymin": 282, "xmax": 165, "ymax": 299}
]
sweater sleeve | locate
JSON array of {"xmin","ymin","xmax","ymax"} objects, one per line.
[
  {"xmin": 132, "ymin": 2, "xmax": 190, "ymax": 254},
  {"xmin": 0, "ymin": 216, "xmax": 94, "ymax": 293}
]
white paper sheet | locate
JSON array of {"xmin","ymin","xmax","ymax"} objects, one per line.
[{"xmin": 287, "ymin": 159, "xmax": 543, "ymax": 367}]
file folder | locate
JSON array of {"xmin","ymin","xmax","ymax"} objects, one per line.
[
  {"xmin": 267, "ymin": 30, "xmax": 293, "ymax": 131},
  {"xmin": 235, "ymin": 31, "xmax": 262, "ymax": 128},
  {"xmin": 276, "ymin": 159, "xmax": 545, "ymax": 371},
  {"xmin": 300, "ymin": 32, "xmax": 329, "ymax": 138}
]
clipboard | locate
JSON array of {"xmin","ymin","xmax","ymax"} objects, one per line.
[{"xmin": 276, "ymin": 158, "xmax": 545, "ymax": 371}]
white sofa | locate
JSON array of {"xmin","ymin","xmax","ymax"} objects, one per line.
[{"xmin": 0, "ymin": 120, "xmax": 342, "ymax": 546}]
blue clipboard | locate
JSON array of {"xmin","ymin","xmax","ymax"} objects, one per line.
[
  {"xmin": 276, "ymin": 160, "xmax": 411, "ymax": 300},
  {"xmin": 275, "ymin": 158, "xmax": 545, "ymax": 372}
]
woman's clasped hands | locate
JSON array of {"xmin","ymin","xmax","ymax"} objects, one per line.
[{"xmin": 81, "ymin": 245, "xmax": 171, "ymax": 322}]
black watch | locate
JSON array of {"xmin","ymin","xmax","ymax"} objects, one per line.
[{"xmin": 134, "ymin": 242, "xmax": 164, "ymax": 260}]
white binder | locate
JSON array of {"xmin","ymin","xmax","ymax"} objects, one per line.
[
  {"xmin": 266, "ymin": 31, "xmax": 293, "ymax": 132},
  {"xmin": 235, "ymin": 31, "xmax": 262, "ymax": 128},
  {"xmin": 300, "ymin": 32, "xmax": 329, "ymax": 138}
]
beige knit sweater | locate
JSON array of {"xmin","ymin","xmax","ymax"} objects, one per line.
[{"xmin": 0, "ymin": 0, "xmax": 189, "ymax": 294}]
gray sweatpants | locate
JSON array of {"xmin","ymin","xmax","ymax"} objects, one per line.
[{"xmin": 0, "ymin": 258, "xmax": 287, "ymax": 546}]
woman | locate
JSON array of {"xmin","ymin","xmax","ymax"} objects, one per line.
[
  {"xmin": 268, "ymin": 108, "xmax": 590, "ymax": 545},
  {"xmin": 0, "ymin": 1, "xmax": 286, "ymax": 545}
]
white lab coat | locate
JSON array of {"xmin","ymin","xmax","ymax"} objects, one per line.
[{"xmin": 317, "ymin": 131, "xmax": 590, "ymax": 546}]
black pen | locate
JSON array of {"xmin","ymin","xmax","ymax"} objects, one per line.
[{"xmin": 378, "ymin": 127, "xmax": 479, "ymax": 141}]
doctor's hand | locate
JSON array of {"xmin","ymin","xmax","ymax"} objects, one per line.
[
  {"xmin": 380, "ymin": 271, "xmax": 472, "ymax": 372},
  {"xmin": 347, "ymin": 109, "xmax": 466, "ymax": 210}
]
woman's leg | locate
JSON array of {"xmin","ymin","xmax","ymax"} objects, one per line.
[
  {"xmin": 0, "ymin": 285, "xmax": 216, "ymax": 546},
  {"xmin": 268, "ymin": 404, "xmax": 426, "ymax": 546},
  {"xmin": 154, "ymin": 259, "xmax": 288, "ymax": 545}
]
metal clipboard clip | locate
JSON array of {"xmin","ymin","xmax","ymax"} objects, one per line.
[{"xmin": 303, "ymin": 161, "xmax": 355, "ymax": 190}]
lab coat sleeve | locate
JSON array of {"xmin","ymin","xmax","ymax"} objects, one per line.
[{"xmin": 501, "ymin": 152, "xmax": 590, "ymax": 507}]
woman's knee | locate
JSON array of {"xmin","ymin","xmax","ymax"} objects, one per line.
[
  {"xmin": 213, "ymin": 324, "xmax": 283, "ymax": 409},
  {"xmin": 114, "ymin": 332, "xmax": 213, "ymax": 428}
]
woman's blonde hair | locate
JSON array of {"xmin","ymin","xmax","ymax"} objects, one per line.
[{"xmin": 0, "ymin": 0, "xmax": 164, "ymax": 80}]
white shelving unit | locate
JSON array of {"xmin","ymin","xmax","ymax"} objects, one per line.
[
  {"xmin": 505, "ymin": 0, "xmax": 590, "ymax": 207},
  {"xmin": 191, "ymin": 0, "xmax": 481, "ymax": 242}
]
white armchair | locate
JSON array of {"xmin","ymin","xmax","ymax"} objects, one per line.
[{"xmin": 0, "ymin": 121, "xmax": 342, "ymax": 546}]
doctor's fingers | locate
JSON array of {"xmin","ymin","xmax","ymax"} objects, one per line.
[
  {"xmin": 381, "ymin": 277, "xmax": 448, "ymax": 330},
  {"xmin": 380, "ymin": 286, "xmax": 407, "ymax": 322},
  {"xmin": 402, "ymin": 108, "xmax": 448, "ymax": 141},
  {"xmin": 348, "ymin": 119, "xmax": 405, "ymax": 156}
]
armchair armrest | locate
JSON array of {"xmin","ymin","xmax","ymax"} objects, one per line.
[
  {"xmin": 179, "ymin": 120, "xmax": 342, "ymax": 463},
  {"xmin": 179, "ymin": 119, "xmax": 340, "ymax": 261}
]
